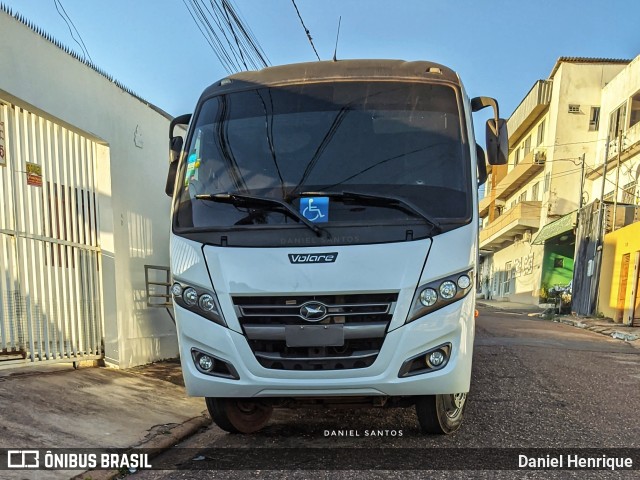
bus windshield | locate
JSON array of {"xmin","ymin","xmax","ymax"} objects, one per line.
[{"xmin": 174, "ymin": 81, "xmax": 470, "ymax": 232}]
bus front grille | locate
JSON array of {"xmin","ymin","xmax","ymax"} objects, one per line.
[{"xmin": 233, "ymin": 293, "xmax": 398, "ymax": 371}]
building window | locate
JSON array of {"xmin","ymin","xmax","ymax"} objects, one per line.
[
  {"xmin": 589, "ymin": 106, "xmax": 600, "ymax": 131},
  {"xmin": 510, "ymin": 200, "xmax": 517, "ymax": 210},
  {"xmin": 524, "ymin": 135, "xmax": 531, "ymax": 158},
  {"xmin": 514, "ymin": 147, "xmax": 520, "ymax": 166},
  {"xmin": 503, "ymin": 263, "xmax": 512, "ymax": 295},
  {"xmin": 519, "ymin": 191, "xmax": 527, "ymax": 203},
  {"xmin": 544, "ymin": 172, "xmax": 551, "ymax": 192},
  {"xmin": 554, "ymin": 257, "xmax": 564, "ymax": 269},
  {"xmin": 531, "ymin": 182, "xmax": 540, "ymax": 201},
  {"xmin": 608, "ymin": 102, "xmax": 627, "ymax": 143},
  {"xmin": 630, "ymin": 92, "xmax": 640, "ymax": 129},
  {"xmin": 622, "ymin": 181, "xmax": 637, "ymax": 204},
  {"xmin": 568, "ymin": 104, "xmax": 581, "ymax": 114},
  {"xmin": 537, "ymin": 119, "xmax": 545, "ymax": 146}
]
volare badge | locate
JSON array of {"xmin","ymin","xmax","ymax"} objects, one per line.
[{"xmin": 288, "ymin": 252, "xmax": 338, "ymax": 264}]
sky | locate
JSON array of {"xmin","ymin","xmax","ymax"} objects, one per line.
[{"xmin": 3, "ymin": 0, "xmax": 640, "ymax": 121}]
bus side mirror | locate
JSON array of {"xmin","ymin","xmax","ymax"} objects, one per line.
[
  {"xmin": 485, "ymin": 118, "xmax": 508, "ymax": 165},
  {"xmin": 476, "ymin": 144, "xmax": 487, "ymax": 186},
  {"xmin": 471, "ymin": 97, "xmax": 508, "ymax": 165},
  {"xmin": 165, "ymin": 136, "xmax": 183, "ymax": 197},
  {"xmin": 166, "ymin": 114, "xmax": 192, "ymax": 198}
]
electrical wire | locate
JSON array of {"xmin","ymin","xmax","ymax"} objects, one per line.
[
  {"xmin": 291, "ymin": 0, "xmax": 321, "ymax": 61},
  {"xmin": 183, "ymin": 0, "xmax": 269, "ymax": 73},
  {"xmin": 52, "ymin": 0, "xmax": 92, "ymax": 62}
]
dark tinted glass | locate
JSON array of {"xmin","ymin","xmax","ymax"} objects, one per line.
[{"xmin": 176, "ymin": 81, "xmax": 469, "ymax": 229}]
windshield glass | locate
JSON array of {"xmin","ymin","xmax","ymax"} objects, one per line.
[{"xmin": 175, "ymin": 81, "xmax": 470, "ymax": 231}]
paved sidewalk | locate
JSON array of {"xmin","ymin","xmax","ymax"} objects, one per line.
[
  {"xmin": 0, "ymin": 360, "xmax": 210, "ymax": 480},
  {"xmin": 477, "ymin": 299, "xmax": 640, "ymax": 348},
  {"xmin": 476, "ymin": 298, "xmax": 544, "ymax": 313}
]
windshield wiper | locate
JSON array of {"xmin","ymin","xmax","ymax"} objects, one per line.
[
  {"xmin": 293, "ymin": 190, "xmax": 442, "ymax": 233},
  {"xmin": 195, "ymin": 193, "xmax": 326, "ymax": 237}
]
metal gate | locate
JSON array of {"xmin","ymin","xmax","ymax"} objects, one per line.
[{"xmin": 0, "ymin": 99, "xmax": 103, "ymax": 366}]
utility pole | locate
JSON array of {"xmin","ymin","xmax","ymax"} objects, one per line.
[
  {"xmin": 595, "ymin": 140, "xmax": 610, "ymax": 244},
  {"xmin": 578, "ymin": 153, "xmax": 586, "ymax": 208},
  {"xmin": 612, "ymin": 127, "xmax": 624, "ymax": 230},
  {"xmin": 590, "ymin": 139, "xmax": 611, "ymax": 315}
]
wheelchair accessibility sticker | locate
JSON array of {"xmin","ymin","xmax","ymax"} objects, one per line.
[{"xmin": 300, "ymin": 197, "xmax": 329, "ymax": 223}]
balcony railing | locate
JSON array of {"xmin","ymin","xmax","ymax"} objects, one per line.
[
  {"xmin": 494, "ymin": 149, "xmax": 546, "ymax": 201},
  {"xmin": 588, "ymin": 122, "xmax": 640, "ymax": 179},
  {"xmin": 507, "ymin": 80, "xmax": 553, "ymax": 143},
  {"xmin": 479, "ymin": 201, "xmax": 542, "ymax": 250}
]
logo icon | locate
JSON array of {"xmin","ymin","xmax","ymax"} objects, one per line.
[
  {"xmin": 288, "ymin": 252, "xmax": 338, "ymax": 264},
  {"xmin": 7, "ymin": 450, "xmax": 40, "ymax": 469},
  {"xmin": 299, "ymin": 302, "xmax": 328, "ymax": 321},
  {"xmin": 300, "ymin": 197, "xmax": 329, "ymax": 223}
]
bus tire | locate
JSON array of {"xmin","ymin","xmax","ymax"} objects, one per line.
[
  {"xmin": 205, "ymin": 397, "xmax": 273, "ymax": 434},
  {"xmin": 415, "ymin": 393, "xmax": 467, "ymax": 434}
]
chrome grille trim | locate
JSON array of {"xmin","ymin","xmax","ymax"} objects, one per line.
[{"xmin": 233, "ymin": 293, "xmax": 398, "ymax": 370}]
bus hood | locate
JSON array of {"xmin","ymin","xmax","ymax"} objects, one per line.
[
  {"xmin": 202, "ymin": 239, "xmax": 431, "ymax": 296},
  {"xmin": 200, "ymin": 239, "xmax": 431, "ymax": 332}
]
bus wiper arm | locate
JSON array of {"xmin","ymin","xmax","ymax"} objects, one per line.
[
  {"xmin": 296, "ymin": 190, "xmax": 442, "ymax": 233},
  {"xmin": 195, "ymin": 193, "xmax": 325, "ymax": 237}
]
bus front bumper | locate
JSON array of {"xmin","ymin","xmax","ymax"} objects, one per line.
[{"xmin": 175, "ymin": 295, "xmax": 474, "ymax": 398}]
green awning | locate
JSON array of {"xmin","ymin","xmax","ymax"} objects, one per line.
[{"xmin": 532, "ymin": 211, "xmax": 577, "ymax": 245}]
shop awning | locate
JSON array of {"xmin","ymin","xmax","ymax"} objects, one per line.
[{"xmin": 532, "ymin": 210, "xmax": 577, "ymax": 245}]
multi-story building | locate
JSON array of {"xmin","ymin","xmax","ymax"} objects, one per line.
[
  {"xmin": 478, "ymin": 58, "xmax": 629, "ymax": 305},
  {"xmin": 586, "ymin": 55, "xmax": 640, "ymax": 324}
]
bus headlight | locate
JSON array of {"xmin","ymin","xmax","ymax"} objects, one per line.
[
  {"xmin": 171, "ymin": 281, "xmax": 226, "ymax": 327},
  {"xmin": 419, "ymin": 288, "xmax": 438, "ymax": 307},
  {"xmin": 406, "ymin": 269, "xmax": 474, "ymax": 323},
  {"xmin": 439, "ymin": 281, "xmax": 457, "ymax": 299}
]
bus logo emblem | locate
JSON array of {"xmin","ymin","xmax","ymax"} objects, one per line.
[{"xmin": 299, "ymin": 302, "xmax": 328, "ymax": 321}]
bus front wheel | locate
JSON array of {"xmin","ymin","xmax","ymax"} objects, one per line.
[
  {"xmin": 415, "ymin": 393, "xmax": 467, "ymax": 434},
  {"xmin": 205, "ymin": 397, "xmax": 273, "ymax": 434}
]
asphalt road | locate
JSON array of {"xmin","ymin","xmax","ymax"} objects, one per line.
[{"xmin": 131, "ymin": 307, "xmax": 640, "ymax": 479}]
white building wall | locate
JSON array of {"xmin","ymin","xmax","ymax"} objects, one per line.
[
  {"xmin": 590, "ymin": 55, "xmax": 640, "ymax": 206},
  {"xmin": 545, "ymin": 63, "xmax": 625, "ymax": 223},
  {"xmin": 0, "ymin": 11, "xmax": 177, "ymax": 368}
]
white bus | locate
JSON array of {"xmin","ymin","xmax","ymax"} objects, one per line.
[{"xmin": 165, "ymin": 60, "xmax": 507, "ymax": 434}]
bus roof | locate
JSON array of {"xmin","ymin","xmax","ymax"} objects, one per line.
[{"xmin": 201, "ymin": 59, "xmax": 460, "ymax": 97}]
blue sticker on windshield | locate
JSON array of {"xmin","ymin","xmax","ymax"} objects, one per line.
[{"xmin": 300, "ymin": 197, "xmax": 329, "ymax": 223}]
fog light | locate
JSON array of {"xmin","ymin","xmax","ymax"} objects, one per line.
[
  {"xmin": 183, "ymin": 287, "xmax": 198, "ymax": 306},
  {"xmin": 457, "ymin": 275, "xmax": 471, "ymax": 289},
  {"xmin": 170, "ymin": 282, "xmax": 183, "ymax": 296},
  {"xmin": 198, "ymin": 354, "xmax": 214, "ymax": 372},
  {"xmin": 198, "ymin": 293, "xmax": 216, "ymax": 312},
  {"xmin": 428, "ymin": 350, "xmax": 445, "ymax": 367},
  {"xmin": 419, "ymin": 288, "xmax": 438, "ymax": 307},
  {"xmin": 439, "ymin": 281, "xmax": 457, "ymax": 299}
]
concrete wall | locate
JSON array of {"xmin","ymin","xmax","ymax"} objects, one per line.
[
  {"xmin": 599, "ymin": 221, "xmax": 640, "ymax": 321},
  {"xmin": 0, "ymin": 11, "xmax": 177, "ymax": 367},
  {"xmin": 491, "ymin": 241, "xmax": 545, "ymax": 304}
]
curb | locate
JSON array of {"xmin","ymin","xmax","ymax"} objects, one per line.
[
  {"xmin": 72, "ymin": 414, "xmax": 212, "ymax": 480},
  {"xmin": 553, "ymin": 317, "xmax": 640, "ymax": 346}
]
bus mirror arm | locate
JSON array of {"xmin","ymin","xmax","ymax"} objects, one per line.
[{"xmin": 470, "ymin": 97, "xmax": 508, "ymax": 166}]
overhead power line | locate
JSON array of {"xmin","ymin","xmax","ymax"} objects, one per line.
[
  {"xmin": 291, "ymin": 0, "xmax": 321, "ymax": 61},
  {"xmin": 183, "ymin": 0, "xmax": 269, "ymax": 74},
  {"xmin": 52, "ymin": 0, "xmax": 92, "ymax": 62}
]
